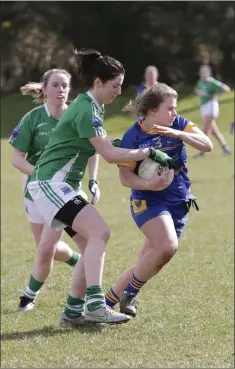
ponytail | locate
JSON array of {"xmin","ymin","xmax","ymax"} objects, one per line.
[
  {"xmin": 20, "ymin": 82, "xmax": 44, "ymax": 104},
  {"xmin": 73, "ymin": 48, "xmax": 124, "ymax": 90}
]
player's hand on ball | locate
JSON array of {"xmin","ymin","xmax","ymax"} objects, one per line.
[
  {"xmin": 147, "ymin": 167, "xmax": 171, "ymax": 191},
  {"xmin": 88, "ymin": 179, "xmax": 100, "ymax": 205},
  {"xmin": 149, "ymin": 148, "xmax": 175, "ymax": 169},
  {"xmin": 153, "ymin": 125, "xmax": 180, "ymax": 139}
]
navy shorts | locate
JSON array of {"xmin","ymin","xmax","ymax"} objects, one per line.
[{"xmin": 130, "ymin": 198, "xmax": 188, "ymax": 238}]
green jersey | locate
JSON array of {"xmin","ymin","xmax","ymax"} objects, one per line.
[
  {"xmin": 30, "ymin": 92, "xmax": 106, "ymax": 190},
  {"xmin": 195, "ymin": 77, "xmax": 225, "ymax": 105},
  {"xmin": 9, "ymin": 104, "xmax": 59, "ymax": 200}
]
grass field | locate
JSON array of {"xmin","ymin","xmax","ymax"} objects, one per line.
[{"xmin": 1, "ymin": 91, "xmax": 234, "ymax": 368}]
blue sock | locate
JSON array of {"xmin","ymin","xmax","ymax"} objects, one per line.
[
  {"xmin": 105, "ymin": 288, "xmax": 120, "ymax": 308},
  {"xmin": 124, "ymin": 274, "xmax": 147, "ymax": 295}
]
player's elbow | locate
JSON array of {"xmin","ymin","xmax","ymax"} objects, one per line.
[
  {"xmin": 11, "ymin": 155, "xmax": 20, "ymax": 169},
  {"xmin": 206, "ymin": 143, "xmax": 213, "ymax": 152},
  {"xmin": 119, "ymin": 171, "xmax": 132, "ymax": 188},
  {"xmin": 203, "ymin": 139, "xmax": 213, "ymax": 152},
  {"xmin": 207, "ymin": 137, "xmax": 213, "ymax": 152},
  {"xmin": 101, "ymin": 149, "xmax": 119, "ymax": 164},
  {"xmin": 11, "ymin": 150, "xmax": 28, "ymax": 172},
  {"xmin": 102, "ymin": 152, "xmax": 116, "ymax": 164},
  {"xmin": 119, "ymin": 175, "xmax": 128, "ymax": 187},
  {"xmin": 120, "ymin": 178, "xmax": 131, "ymax": 188}
]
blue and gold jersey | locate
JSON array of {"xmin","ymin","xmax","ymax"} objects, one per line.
[
  {"xmin": 136, "ymin": 83, "xmax": 158, "ymax": 96},
  {"xmin": 120, "ymin": 115, "xmax": 196, "ymax": 205},
  {"xmin": 136, "ymin": 84, "xmax": 148, "ymax": 96}
]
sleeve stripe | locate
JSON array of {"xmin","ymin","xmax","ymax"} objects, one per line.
[
  {"xmin": 118, "ymin": 162, "xmax": 136, "ymax": 168},
  {"xmin": 184, "ymin": 122, "xmax": 197, "ymax": 132}
]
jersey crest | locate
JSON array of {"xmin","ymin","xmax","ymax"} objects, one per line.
[{"xmin": 9, "ymin": 123, "xmax": 22, "ymax": 144}]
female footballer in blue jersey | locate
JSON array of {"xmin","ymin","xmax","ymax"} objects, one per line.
[
  {"xmin": 136, "ymin": 65, "xmax": 159, "ymax": 96},
  {"xmin": 122, "ymin": 65, "xmax": 159, "ymax": 112},
  {"xmin": 105, "ymin": 83, "xmax": 213, "ymax": 316}
]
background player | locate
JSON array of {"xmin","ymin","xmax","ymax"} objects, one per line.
[
  {"xmin": 194, "ymin": 64, "xmax": 231, "ymax": 157},
  {"xmin": 136, "ymin": 65, "xmax": 159, "ymax": 96},
  {"xmin": 122, "ymin": 65, "xmax": 159, "ymax": 113}
]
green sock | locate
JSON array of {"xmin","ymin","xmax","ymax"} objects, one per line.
[
  {"xmin": 222, "ymin": 144, "xmax": 230, "ymax": 151},
  {"xmin": 24, "ymin": 275, "xmax": 44, "ymax": 299},
  {"xmin": 29, "ymin": 275, "xmax": 44, "ymax": 292},
  {"xmin": 86, "ymin": 285, "xmax": 106, "ymax": 312},
  {"xmin": 64, "ymin": 295, "xmax": 85, "ymax": 318},
  {"xmin": 65, "ymin": 250, "xmax": 80, "ymax": 267}
]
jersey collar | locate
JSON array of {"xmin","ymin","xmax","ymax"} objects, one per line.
[
  {"xmin": 44, "ymin": 103, "xmax": 51, "ymax": 117},
  {"xmin": 138, "ymin": 119, "xmax": 159, "ymax": 134},
  {"xmin": 87, "ymin": 91, "xmax": 103, "ymax": 111}
]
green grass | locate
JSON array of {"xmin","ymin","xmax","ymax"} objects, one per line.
[{"xmin": 1, "ymin": 91, "xmax": 234, "ymax": 368}]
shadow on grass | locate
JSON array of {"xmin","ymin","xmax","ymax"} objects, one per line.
[{"xmin": 1, "ymin": 323, "xmax": 108, "ymax": 341}]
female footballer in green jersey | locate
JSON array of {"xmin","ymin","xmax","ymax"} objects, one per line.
[
  {"xmin": 9, "ymin": 69, "xmax": 101, "ymax": 311},
  {"xmin": 194, "ymin": 64, "xmax": 231, "ymax": 157},
  {"xmin": 27, "ymin": 49, "xmax": 175, "ymax": 326}
]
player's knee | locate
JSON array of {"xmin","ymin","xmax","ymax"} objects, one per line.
[
  {"xmin": 89, "ymin": 224, "xmax": 111, "ymax": 244},
  {"xmin": 72, "ymin": 234, "xmax": 86, "ymax": 254},
  {"xmin": 161, "ymin": 242, "xmax": 178, "ymax": 264},
  {"xmin": 99, "ymin": 225, "xmax": 111, "ymax": 243},
  {"xmin": 37, "ymin": 241, "xmax": 56, "ymax": 261}
]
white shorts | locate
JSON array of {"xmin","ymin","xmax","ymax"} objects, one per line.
[
  {"xmin": 27, "ymin": 180, "xmax": 88, "ymax": 230},
  {"xmin": 23, "ymin": 175, "xmax": 44, "ymax": 223},
  {"xmin": 24, "ymin": 197, "xmax": 45, "ymax": 223},
  {"xmin": 200, "ymin": 100, "xmax": 219, "ymax": 119}
]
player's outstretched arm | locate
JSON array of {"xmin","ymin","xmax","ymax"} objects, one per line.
[
  {"xmin": 89, "ymin": 135, "xmax": 150, "ymax": 164},
  {"xmin": 154, "ymin": 125, "xmax": 213, "ymax": 152},
  {"xmin": 222, "ymin": 83, "xmax": 231, "ymax": 93},
  {"xmin": 89, "ymin": 136, "xmax": 175, "ymax": 168},
  {"xmin": 217, "ymin": 82, "xmax": 231, "ymax": 94},
  {"xmin": 11, "ymin": 148, "xmax": 34, "ymax": 175}
]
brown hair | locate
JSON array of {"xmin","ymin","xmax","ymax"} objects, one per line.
[
  {"xmin": 73, "ymin": 48, "xmax": 125, "ymax": 90},
  {"xmin": 20, "ymin": 69, "xmax": 71, "ymax": 104},
  {"xmin": 134, "ymin": 83, "xmax": 178, "ymax": 116}
]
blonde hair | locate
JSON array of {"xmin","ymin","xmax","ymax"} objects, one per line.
[
  {"xmin": 20, "ymin": 69, "xmax": 71, "ymax": 104},
  {"xmin": 134, "ymin": 83, "xmax": 178, "ymax": 116},
  {"xmin": 145, "ymin": 65, "xmax": 158, "ymax": 74},
  {"xmin": 144, "ymin": 65, "xmax": 159, "ymax": 84}
]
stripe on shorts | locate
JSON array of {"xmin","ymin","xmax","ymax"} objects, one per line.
[
  {"xmin": 39, "ymin": 181, "xmax": 65, "ymax": 209},
  {"xmin": 44, "ymin": 181, "xmax": 66, "ymax": 206}
]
